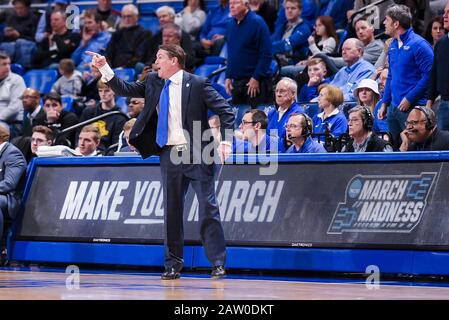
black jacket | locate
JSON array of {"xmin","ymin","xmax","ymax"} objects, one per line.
[{"xmin": 344, "ymin": 133, "xmax": 391, "ymax": 152}]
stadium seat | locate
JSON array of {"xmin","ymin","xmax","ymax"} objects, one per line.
[
  {"xmin": 232, "ymin": 104, "xmax": 251, "ymax": 129},
  {"xmin": 302, "ymin": 103, "xmax": 320, "ymax": 119},
  {"xmin": 139, "ymin": 15, "xmax": 161, "ymax": 35},
  {"xmin": 61, "ymin": 95, "xmax": 74, "ymax": 112},
  {"xmin": 115, "ymin": 96, "xmax": 128, "ymax": 114},
  {"xmin": 11, "ymin": 63, "xmax": 24, "ymax": 75},
  {"xmin": 23, "ymin": 69, "xmax": 58, "ymax": 94},
  {"xmin": 113, "ymin": 68, "xmax": 136, "ymax": 82}
]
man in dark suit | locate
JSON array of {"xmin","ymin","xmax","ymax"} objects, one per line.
[
  {"xmin": 88, "ymin": 44, "xmax": 235, "ymax": 280},
  {"xmin": 0, "ymin": 123, "xmax": 27, "ymax": 259}
]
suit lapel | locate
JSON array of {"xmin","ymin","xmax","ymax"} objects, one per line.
[{"xmin": 181, "ymin": 71, "xmax": 191, "ymax": 125}]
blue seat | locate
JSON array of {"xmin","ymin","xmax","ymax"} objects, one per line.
[
  {"xmin": 231, "ymin": 104, "xmax": 251, "ymax": 130},
  {"xmin": 302, "ymin": 103, "xmax": 320, "ymax": 119},
  {"xmin": 115, "ymin": 96, "xmax": 128, "ymax": 114},
  {"xmin": 113, "ymin": 68, "xmax": 135, "ymax": 82},
  {"xmin": 61, "ymin": 95, "xmax": 74, "ymax": 112},
  {"xmin": 139, "ymin": 15, "xmax": 161, "ymax": 35},
  {"xmin": 11, "ymin": 63, "xmax": 24, "ymax": 75},
  {"xmin": 23, "ymin": 69, "xmax": 58, "ymax": 94}
]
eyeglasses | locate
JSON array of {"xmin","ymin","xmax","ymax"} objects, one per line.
[
  {"xmin": 284, "ymin": 124, "xmax": 303, "ymax": 129},
  {"xmin": 405, "ymin": 119, "xmax": 426, "ymax": 126},
  {"xmin": 348, "ymin": 118, "xmax": 362, "ymax": 123},
  {"xmin": 241, "ymin": 120, "xmax": 257, "ymax": 125},
  {"xmin": 121, "ymin": 15, "xmax": 136, "ymax": 19}
]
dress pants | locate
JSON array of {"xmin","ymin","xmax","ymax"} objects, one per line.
[{"xmin": 159, "ymin": 146, "xmax": 226, "ymax": 270}]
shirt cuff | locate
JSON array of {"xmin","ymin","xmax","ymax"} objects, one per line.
[
  {"xmin": 99, "ymin": 63, "xmax": 115, "ymax": 82},
  {"xmin": 220, "ymin": 141, "xmax": 232, "ymax": 147}
]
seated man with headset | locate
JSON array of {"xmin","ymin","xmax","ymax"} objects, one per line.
[
  {"xmin": 342, "ymin": 106, "xmax": 393, "ymax": 152},
  {"xmin": 285, "ymin": 113, "xmax": 326, "ymax": 153},
  {"xmin": 400, "ymin": 106, "xmax": 449, "ymax": 152}
]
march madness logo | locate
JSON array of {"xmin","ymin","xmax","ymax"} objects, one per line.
[{"xmin": 328, "ymin": 173, "xmax": 437, "ymax": 234}]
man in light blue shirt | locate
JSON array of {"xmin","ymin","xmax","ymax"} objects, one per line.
[
  {"xmin": 330, "ymin": 38, "xmax": 375, "ymax": 102},
  {"xmin": 285, "ymin": 113, "xmax": 326, "ymax": 153}
]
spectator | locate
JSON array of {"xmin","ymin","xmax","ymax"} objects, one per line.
[
  {"xmin": 78, "ymin": 81, "xmax": 127, "ymax": 151},
  {"xmin": 175, "ymin": 0, "xmax": 207, "ymax": 41},
  {"xmin": 424, "ymin": 16, "xmax": 445, "ymax": 48},
  {"xmin": 90, "ymin": 0, "xmax": 121, "ymax": 32},
  {"xmin": 274, "ymin": 0, "xmax": 317, "ymax": 31},
  {"xmin": 316, "ymin": 18, "xmax": 382, "ymax": 74},
  {"xmin": 285, "ymin": 113, "xmax": 326, "ymax": 153},
  {"xmin": 249, "ymin": 0, "xmax": 277, "ymax": 33},
  {"xmin": 0, "ymin": 51, "xmax": 26, "ymax": 138},
  {"xmin": 0, "ymin": 0, "xmax": 39, "ymax": 69},
  {"xmin": 0, "ymin": 123, "xmax": 26, "ymax": 256},
  {"xmin": 33, "ymin": 10, "xmax": 81, "ymax": 69},
  {"xmin": 21, "ymin": 88, "xmax": 44, "ymax": 137},
  {"xmin": 144, "ymin": 7, "xmax": 195, "ymax": 69},
  {"xmin": 297, "ymin": 57, "xmax": 329, "ymax": 103},
  {"xmin": 199, "ymin": 0, "xmax": 230, "ymax": 56},
  {"xmin": 282, "ymin": 16, "xmax": 337, "ymax": 79},
  {"xmin": 105, "ymin": 4, "xmax": 151, "ymax": 69},
  {"xmin": 127, "ymin": 97, "xmax": 144, "ymax": 118},
  {"xmin": 272, "ymin": 0, "xmax": 313, "ymax": 67},
  {"xmin": 353, "ymin": 78, "xmax": 388, "ymax": 134},
  {"xmin": 329, "ymin": 38, "xmax": 375, "ymax": 101},
  {"xmin": 117, "ymin": 118, "xmax": 137, "ymax": 152},
  {"xmin": 71, "ymin": 10, "xmax": 111, "ymax": 72},
  {"xmin": 308, "ymin": 16, "xmax": 338, "ymax": 56},
  {"xmin": 51, "ymin": 59, "xmax": 83, "ymax": 98},
  {"xmin": 267, "ymin": 77, "xmax": 304, "ymax": 152},
  {"xmin": 35, "ymin": 0, "xmax": 74, "ymax": 44},
  {"xmin": 373, "ymin": 37, "xmax": 393, "ymax": 73},
  {"xmin": 34, "ymin": 92, "xmax": 79, "ymax": 147},
  {"xmin": 378, "ymin": 5, "xmax": 434, "ymax": 149},
  {"xmin": 76, "ymin": 124, "xmax": 101, "ymax": 156},
  {"xmin": 145, "ymin": 23, "xmax": 196, "ymax": 72},
  {"xmin": 426, "ymin": 2, "xmax": 449, "ymax": 131},
  {"xmin": 234, "ymin": 109, "xmax": 279, "ymax": 153},
  {"xmin": 30, "ymin": 125, "xmax": 53, "ymax": 160},
  {"xmin": 400, "ymin": 107, "xmax": 449, "ymax": 151},
  {"xmin": 224, "ymin": 0, "xmax": 272, "ymax": 108},
  {"xmin": 342, "ymin": 106, "xmax": 392, "ymax": 152},
  {"xmin": 313, "ymin": 84, "xmax": 347, "ymax": 138}
]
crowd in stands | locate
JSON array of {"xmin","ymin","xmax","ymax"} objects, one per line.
[{"xmin": 0, "ymin": 0, "xmax": 448, "ymax": 164}]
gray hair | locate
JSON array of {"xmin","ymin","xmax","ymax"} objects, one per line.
[
  {"xmin": 385, "ymin": 4, "xmax": 412, "ymax": 29},
  {"xmin": 344, "ymin": 38, "xmax": 365, "ymax": 53},
  {"xmin": 162, "ymin": 23, "xmax": 182, "ymax": 38},
  {"xmin": 156, "ymin": 5, "xmax": 175, "ymax": 17},
  {"xmin": 122, "ymin": 4, "xmax": 139, "ymax": 16},
  {"xmin": 277, "ymin": 77, "xmax": 298, "ymax": 98}
]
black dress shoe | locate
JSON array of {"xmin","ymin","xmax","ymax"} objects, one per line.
[
  {"xmin": 211, "ymin": 265, "xmax": 226, "ymax": 279},
  {"xmin": 161, "ymin": 268, "xmax": 181, "ymax": 280}
]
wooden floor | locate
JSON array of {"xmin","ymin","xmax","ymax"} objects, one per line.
[{"xmin": 0, "ymin": 269, "xmax": 449, "ymax": 300}]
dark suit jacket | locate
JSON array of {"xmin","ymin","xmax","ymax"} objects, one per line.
[
  {"xmin": 107, "ymin": 71, "xmax": 235, "ymax": 179},
  {"xmin": 0, "ymin": 143, "xmax": 27, "ymax": 219}
]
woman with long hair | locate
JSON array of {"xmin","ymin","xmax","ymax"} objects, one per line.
[{"xmin": 424, "ymin": 16, "xmax": 445, "ymax": 48}]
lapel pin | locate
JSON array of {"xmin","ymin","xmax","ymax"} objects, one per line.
[{"xmin": 186, "ymin": 83, "xmax": 190, "ymax": 87}]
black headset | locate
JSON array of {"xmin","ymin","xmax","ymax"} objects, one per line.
[
  {"xmin": 413, "ymin": 106, "xmax": 435, "ymax": 131},
  {"xmin": 360, "ymin": 106, "xmax": 374, "ymax": 131},
  {"xmin": 301, "ymin": 113, "xmax": 313, "ymax": 137}
]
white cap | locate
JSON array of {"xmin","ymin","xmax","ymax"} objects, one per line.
[{"xmin": 353, "ymin": 78, "xmax": 380, "ymax": 99}]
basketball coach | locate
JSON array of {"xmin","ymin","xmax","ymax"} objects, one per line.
[{"xmin": 88, "ymin": 44, "xmax": 235, "ymax": 280}]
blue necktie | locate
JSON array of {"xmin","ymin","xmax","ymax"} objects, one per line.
[{"xmin": 156, "ymin": 79, "xmax": 171, "ymax": 148}]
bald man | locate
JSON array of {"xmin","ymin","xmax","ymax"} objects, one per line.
[{"xmin": 21, "ymin": 88, "xmax": 44, "ymax": 137}]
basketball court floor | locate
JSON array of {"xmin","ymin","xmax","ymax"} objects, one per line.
[{"xmin": 0, "ymin": 266, "xmax": 449, "ymax": 300}]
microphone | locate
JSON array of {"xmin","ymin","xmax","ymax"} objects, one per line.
[{"xmin": 287, "ymin": 134, "xmax": 297, "ymax": 140}]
